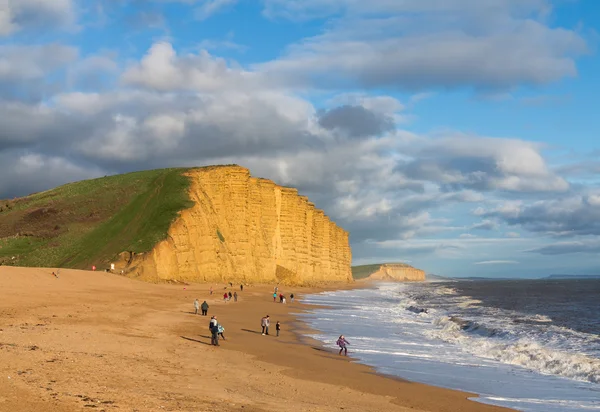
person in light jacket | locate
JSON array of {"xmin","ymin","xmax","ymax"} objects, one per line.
[
  {"xmin": 194, "ymin": 299, "xmax": 200, "ymax": 315},
  {"xmin": 261, "ymin": 315, "xmax": 270, "ymax": 335}
]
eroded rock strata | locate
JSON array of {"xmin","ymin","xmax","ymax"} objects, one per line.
[{"xmin": 115, "ymin": 166, "xmax": 352, "ymax": 285}]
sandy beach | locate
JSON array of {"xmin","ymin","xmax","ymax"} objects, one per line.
[{"xmin": 0, "ymin": 267, "xmax": 512, "ymax": 412}]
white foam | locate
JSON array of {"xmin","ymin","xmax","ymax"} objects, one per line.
[{"xmin": 300, "ymin": 283, "xmax": 600, "ymax": 412}]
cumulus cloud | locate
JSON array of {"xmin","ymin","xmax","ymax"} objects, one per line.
[
  {"xmin": 259, "ymin": 0, "xmax": 586, "ymax": 91},
  {"xmin": 0, "ymin": 0, "xmax": 76, "ymax": 35},
  {"xmin": 317, "ymin": 105, "xmax": 394, "ymax": 138},
  {"xmin": 397, "ymin": 135, "xmax": 569, "ymax": 193},
  {"xmin": 0, "ymin": 44, "xmax": 77, "ymax": 101},
  {"xmin": 485, "ymin": 193, "xmax": 600, "ymax": 237}
]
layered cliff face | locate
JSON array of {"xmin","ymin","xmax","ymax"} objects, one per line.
[
  {"xmin": 115, "ymin": 166, "xmax": 352, "ymax": 286},
  {"xmin": 366, "ymin": 264, "xmax": 425, "ymax": 282}
]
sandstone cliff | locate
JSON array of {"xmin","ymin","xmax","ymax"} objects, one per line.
[
  {"xmin": 114, "ymin": 166, "xmax": 353, "ymax": 286},
  {"xmin": 361, "ymin": 263, "xmax": 425, "ymax": 282}
]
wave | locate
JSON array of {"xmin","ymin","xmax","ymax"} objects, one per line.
[{"xmin": 430, "ymin": 315, "xmax": 600, "ymax": 384}]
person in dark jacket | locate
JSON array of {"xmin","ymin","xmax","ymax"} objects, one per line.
[{"xmin": 201, "ymin": 301, "xmax": 209, "ymax": 316}]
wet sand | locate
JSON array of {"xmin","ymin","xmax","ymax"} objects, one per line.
[{"xmin": 0, "ymin": 267, "xmax": 512, "ymax": 411}]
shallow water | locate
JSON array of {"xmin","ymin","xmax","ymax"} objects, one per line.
[{"xmin": 300, "ymin": 281, "xmax": 600, "ymax": 411}]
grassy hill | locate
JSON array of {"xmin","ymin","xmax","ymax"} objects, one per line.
[
  {"xmin": 0, "ymin": 168, "xmax": 194, "ymax": 270},
  {"xmin": 351, "ymin": 263, "xmax": 411, "ymax": 279}
]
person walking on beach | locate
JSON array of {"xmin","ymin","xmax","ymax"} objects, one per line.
[
  {"xmin": 194, "ymin": 298, "xmax": 200, "ymax": 315},
  {"xmin": 223, "ymin": 292, "xmax": 228, "ymax": 302},
  {"xmin": 290, "ymin": 293, "xmax": 294, "ymax": 303},
  {"xmin": 282, "ymin": 296, "xmax": 286, "ymax": 304},
  {"xmin": 233, "ymin": 291, "xmax": 238, "ymax": 302},
  {"xmin": 228, "ymin": 291, "xmax": 232, "ymax": 301},
  {"xmin": 336, "ymin": 335, "xmax": 350, "ymax": 356},
  {"xmin": 240, "ymin": 284, "xmax": 244, "ymax": 292},
  {"xmin": 279, "ymin": 293, "xmax": 284, "ymax": 303},
  {"xmin": 261, "ymin": 315, "xmax": 270, "ymax": 335},
  {"xmin": 276, "ymin": 321, "xmax": 281, "ymax": 337},
  {"xmin": 272, "ymin": 292, "xmax": 277, "ymax": 302},
  {"xmin": 210, "ymin": 286, "xmax": 213, "ymax": 295},
  {"xmin": 201, "ymin": 300, "xmax": 209, "ymax": 316},
  {"xmin": 209, "ymin": 316, "xmax": 219, "ymax": 346}
]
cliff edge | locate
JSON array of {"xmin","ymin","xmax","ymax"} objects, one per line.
[
  {"xmin": 353, "ymin": 263, "xmax": 425, "ymax": 282},
  {"xmin": 114, "ymin": 166, "xmax": 353, "ymax": 286}
]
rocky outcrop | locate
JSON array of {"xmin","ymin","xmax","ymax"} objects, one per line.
[
  {"xmin": 114, "ymin": 166, "xmax": 352, "ymax": 286},
  {"xmin": 365, "ymin": 264, "xmax": 425, "ymax": 282}
]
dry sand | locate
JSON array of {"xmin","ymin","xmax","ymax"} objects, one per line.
[{"xmin": 0, "ymin": 267, "xmax": 512, "ymax": 412}]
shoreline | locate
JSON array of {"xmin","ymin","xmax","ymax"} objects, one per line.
[{"xmin": 0, "ymin": 267, "xmax": 513, "ymax": 411}]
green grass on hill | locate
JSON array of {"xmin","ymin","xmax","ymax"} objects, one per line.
[
  {"xmin": 351, "ymin": 262, "xmax": 412, "ymax": 279},
  {"xmin": 0, "ymin": 168, "xmax": 194, "ymax": 270}
]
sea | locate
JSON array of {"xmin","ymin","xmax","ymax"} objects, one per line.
[{"xmin": 299, "ymin": 279, "xmax": 600, "ymax": 412}]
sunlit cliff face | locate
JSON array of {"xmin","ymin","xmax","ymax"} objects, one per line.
[{"xmin": 116, "ymin": 166, "xmax": 353, "ymax": 286}]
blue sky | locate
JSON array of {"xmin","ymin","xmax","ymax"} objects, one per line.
[{"xmin": 1, "ymin": 0, "xmax": 599, "ymax": 278}]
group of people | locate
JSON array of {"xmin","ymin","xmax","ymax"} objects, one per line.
[
  {"xmin": 223, "ymin": 291, "xmax": 238, "ymax": 302},
  {"xmin": 209, "ymin": 315, "xmax": 225, "ymax": 346},
  {"xmin": 260, "ymin": 315, "xmax": 281, "ymax": 336},
  {"xmin": 193, "ymin": 284, "xmax": 349, "ymax": 355},
  {"xmin": 193, "ymin": 299, "xmax": 210, "ymax": 315},
  {"xmin": 272, "ymin": 286, "xmax": 294, "ymax": 304}
]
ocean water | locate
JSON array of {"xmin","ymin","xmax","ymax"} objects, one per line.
[{"xmin": 299, "ymin": 280, "xmax": 600, "ymax": 411}]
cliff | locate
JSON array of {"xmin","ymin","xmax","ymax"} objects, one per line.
[
  {"xmin": 353, "ymin": 263, "xmax": 425, "ymax": 282},
  {"xmin": 114, "ymin": 166, "xmax": 353, "ymax": 286}
]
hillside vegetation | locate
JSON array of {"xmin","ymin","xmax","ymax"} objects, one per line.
[{"xmin": 0, "ymin": 168, "xmax": 193, "ymax": 270}]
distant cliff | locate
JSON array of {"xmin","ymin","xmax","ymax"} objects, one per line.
[
  {"xmin": 352, "ymin": 263, "xmax": 425, "ymax": 282},
  {"xmin": 115, "ymin": 166, "xmax": 353, "ymax": 286}
]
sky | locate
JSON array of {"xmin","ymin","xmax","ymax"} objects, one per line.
[{"xmin": 1, "ymin": 0, "xmax": 599, "ymax": 278}]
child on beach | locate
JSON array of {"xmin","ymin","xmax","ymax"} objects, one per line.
[
  {"xmin": 273, "ymin": 292, "xmax": 277, "ymax": 302},
  {"xmin": 276, "ymin": 321, "xmax": 281, "ymax": 337},
  {"xmin": 217, "ymin": 323, "xmax": 226, "ymax": 340},
  {"xmin": 336, "ymin": 335, "xmax": 350, "ymax": 356}
]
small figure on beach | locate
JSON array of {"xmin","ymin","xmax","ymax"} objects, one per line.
[
  {"xmin": 201, "ymin": 300, "xmax": 209, "ymax": 316},
  {"xmin": 51, "ymin": 271, "xmax": 59, "ymax": 279},
  {"xmin": 290, "ymin": 293, "xmax": 294, "ymax": 303},
  {"xmin": 274, "ymin": 286, "xmax": 278, "ymax": 293},
  {"xmin": 276, "ymin": 321, "xmax": 281, "ymax": 337},
  {"xmin": 229, "ymin": 282, "xmax": 233, "ymax": 287},
  {"xmin": 209, "ymin": 316, "xmax": 219, "ymax": 346},
  {"xmin": 279, "ymin": 293, "xmax": 284, "ymax": 303},
  {"xmin": 233, "ymin": 291, "xmax": 238, "ymax": 302},
  {"xmin": 228, "ymin": 291, "xmax": 232, "ymax": 301},
  {"xmin": 273, "ymin": 292, "xmax": 277, "ymax": 302},
  {"xmin": 336, "ymin": 335, "xmax": 350, "ymax": 356},
  {"xmin": 261, "ymin": 315, "xmax": 270, "ymax": 335},
  {"xmin": 217, "ymin": 323, "xmax": 226, "ymax": 340},
  {"xmin": 223, "ymin": 292, "xmax": 228, "ymax": 302},
  {"xmin": 240, "ymin": 284, "xmax": 244, "ymax": 291},
  {"xmin": 282, "ymin": 296, "xmax": 286, "ymax": 304},
  {"xmin": 210, "ymin": 286, "xmax": 213, "ymax": 295},
  {"xmin": 194, "ymin": 298, "xmax": 200, "ymax": 315}
]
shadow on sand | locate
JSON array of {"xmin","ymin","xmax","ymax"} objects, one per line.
[
  {"xmin": 241, "ymin": 328, "xmax": 265, "ymax": 335},
  {"xmin": 180, "ymin": 336, "xmax": 212, "ymax": 346}
]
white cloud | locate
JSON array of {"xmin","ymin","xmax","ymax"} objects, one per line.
[{"xmin": 259, "ymin": 0, "xmax": 586, "ymax": 92}]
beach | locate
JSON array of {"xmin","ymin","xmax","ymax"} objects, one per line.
[{"xmin": 0, "ymin": 267, "xmax": 511, "ymax": 412}]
